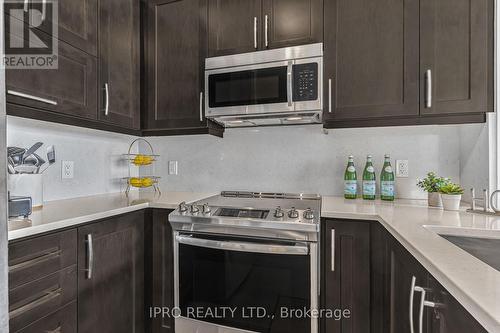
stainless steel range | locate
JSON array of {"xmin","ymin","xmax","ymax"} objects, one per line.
[{"xmin": 169, "ymin": 191, "xmax": 321, "ymax": 333}]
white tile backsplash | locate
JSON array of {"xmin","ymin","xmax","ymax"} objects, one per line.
[
  {"xmin": 7, "ymin": 116, "xmax": 138, "ymax": 202},
  {"xmin": 142, "ymin": 124, "xmax": 471, "ymax": 199}
]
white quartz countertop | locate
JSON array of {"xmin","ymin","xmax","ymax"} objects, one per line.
[
  {"xmin": 322, "ymin": 197, "xmax": 500, "ymax": 333},
  {"xmin": 7, "ymin": 193, "xmax": 500, "ymax": 332}
]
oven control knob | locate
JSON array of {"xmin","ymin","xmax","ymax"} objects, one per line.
[
  {"xmin": 202, "ymin": 203, "xmax": 211, "ymax": 214},
  {"xmin": 303, "ymin": 208, "xmax": 314, "ymax": 220},
  {"xmin": 190, "ymin": 205, "xmax": 200, "ymax": 214},
  {"xmin": 274, "ymin": 206, "xmax": 284, "ymax": 218},
  {"xmin": 288, "ymin": 207, "xmax": 299, "ymax": 219},
  {"xmin": 178, "ymin": 202, "xmax": 188, "ymax": 213}
]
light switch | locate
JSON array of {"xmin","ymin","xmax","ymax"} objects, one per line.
[{"xmin": 168, "ymin": 161, "xmax": 178, "ymax": 175}]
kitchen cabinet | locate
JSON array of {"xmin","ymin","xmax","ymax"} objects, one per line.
[
  {"xmin": 77, "ymin": 211, "xmax": 145, "ymax": 333},
  {"xmin": 207, "ymin": 0, "xmax": 322, "ymax": 57},
  {"xmin": 323, "ymin": 0, "xmax": 419, "ymax": 123},
  {"xmin": 388, "ymin": 236, "xmax": 431, "ymax": 333},
  {"xmin": 428, "ymin": 277, "xmax": 488, "ymax": 333},
  {"xmin": 420, "ymin": 0, "xmax": 493, "ymax": 117},
  {"xmin": 145, "ymin": 209, "xmax": 175, "ymax": 333},
  {"xmin": 323, "ymin": 0, "xmax": 493, "ymax": 128},
  {"xmin": 6, "ymin": 34, "xmax": 98, "ymax": 121},
  {"xmin": 98, "ymin": 0, "xmax": 140, "ymax": 129},
  {"xmin": 142, "ymin": 0, "xmax": 223, "ymax": 137},
  {"xmin": 30, "ymin": 0, "xmax": 98, "ymax": 55},
  {"xmin": 322, "ymin": 219, "xmax": 371, "ymax": 333}
]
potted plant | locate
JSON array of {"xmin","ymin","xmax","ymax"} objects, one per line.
[
  {"xmin": 417, "ymin": 172, "xmax": 449, "ymax": 207},
  {"xmin": 439, "ymin": 183, "xmax": 464, "ymax": 211}
]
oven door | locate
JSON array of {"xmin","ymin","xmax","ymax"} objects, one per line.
[
  {"xmin": 174, "ymin": 232, "xmax": 318, "ymax": 333},
  {"xmin": 205, "ymin": 61, "xmax": 294, "ymax": 117}
]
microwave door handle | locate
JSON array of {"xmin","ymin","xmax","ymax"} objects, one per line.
[
  {"xmin": 176, "ymin": 235, "xmax": 309, "ymax": 255},
  {"xmin": 287, "ymin": 61, "xmax": 293, "ymax": 107}
]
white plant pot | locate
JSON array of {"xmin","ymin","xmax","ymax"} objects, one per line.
[
  {"xmin": 441, "ymin": 194, "xmax": 462, "ymax": 211},
  {"xmin": 427, "ymin": 192, "xmax": 442, "ymax": 208}
]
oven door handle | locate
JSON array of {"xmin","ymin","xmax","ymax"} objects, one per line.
[{"xmin": 176, "ymin": 235, "xmax": 309, "ymax": 255}]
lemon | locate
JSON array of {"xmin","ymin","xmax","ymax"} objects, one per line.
[
  {"xmin": 133, "ymin": 155, "xmax": 153, "ymax": 166},
  {"xmin": 129, "ymin": 177, "xmax": 143, "ymax": 187},
  {"xmin": 141, "ymin": 177, "xmax": 154, "ymax": 187}
]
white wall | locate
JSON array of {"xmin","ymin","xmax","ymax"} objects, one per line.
[
  {"xmin": 143, "ymin": 124, "xmax": 465, "ymax": 199},
  {"xmin": 7, "ymin": 116, "xmax": 138, "ymax": 202}
]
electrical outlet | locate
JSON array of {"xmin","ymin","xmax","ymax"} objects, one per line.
[
  {"xmin": 168, "ymin": 161, "xmax": 178, "ymax": 175},
  {"xmin": 396, "ymin": 160, "xmax": 409, "ymax": 178},
  {"xmin": 61, "ymin": 160, "xmax": 74, "ymax": 179}
]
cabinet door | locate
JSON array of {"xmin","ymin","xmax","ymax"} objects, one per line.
[
  {"xmin": 428, "ymin": 277, "xmax": 487, "ymax": 333},
  {"xmin": 389, "ymin": 238, "xmax": 431, "ymax": 333},
  {"xmin": 262, "ymin": 0, "xmax": 322, "ymax": 49},
  {"xmin": 98, "ymin": 0, "xmax": 140, "ymax": 129},
  {"xmin": 77, "ymin": 211, "xmax": 144, "ymax": 333},
  {"xmin": 144, "ymin": 0, "xmax": 206, "ymax": 129},
  {"xmin": 420, "ymin": 0, "xmax": 493, "ymax": 116},
  {"xmin": 323, "ymin": 0, "xmax": 419, "ymax": 121},
  {"xmin": 207, "ymin": 0, "xmax": 262, "ymax": 56},
  {"xmin": 31, "ymin": 0, "xmax": 98, "ymax": 55},
  {"xmin": 6, "ymin": 36, "xmax": 97, "ymax": 120},
  {"xmin": 146, "ymin": 209, "xmax": 174, "ymax": 333},
  {"xmin": 322, "ymin": 220, "xmax": 371, "ymax": 333}
]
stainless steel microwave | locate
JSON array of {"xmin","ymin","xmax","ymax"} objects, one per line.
[{"xmin": 205, "ymin": 43, "xmax": 323, "ymax": 128}]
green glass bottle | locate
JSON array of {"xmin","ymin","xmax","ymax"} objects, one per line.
[
  {"xmin": 362, "ymin": 155, "xmax": 376, "ymax": 200},
  {"xmin": 344, "ymin": 155, "xmax": 357, "ymax": 199},
  {"xmin": 380, "ymin": 154, "xmax": 395, "ymax": 201}
]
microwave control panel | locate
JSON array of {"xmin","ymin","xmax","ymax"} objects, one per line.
[{"xmin": 293, "ymin": 63, "xmax": 318, "ymax": 102}]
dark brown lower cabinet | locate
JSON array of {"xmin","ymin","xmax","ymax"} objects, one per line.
[
  {"xmin": 322, "ymin": 219, "xmax": 371, "ymax": 333},
  {"xmin": 145, "ymin": 209, "xmax": 175, "ymax": 333},
  {"xmin": 77, "ymin": 211, "xmax": 145, "ymax": 333},
  {"xmin": 16, "ymin": 301, "xmax": 77, "ymax": 333}
]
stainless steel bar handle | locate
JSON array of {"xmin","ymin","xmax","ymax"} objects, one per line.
[
  {"xmin": 287, "ymin": 61, "xmax": 293, "ymax": 106},
  {"xmin": 9, "ymin": 287, "xmax": 62, "ymax": 319},
  {"xmin": 176, "ymin": 234, "xmax": 309, "ymax": 255},
  {"xmin": 7, "ymin": 90, "xmax": 57, "ymax": 105},
  {"xmin": 328, "ymin": 79, "xmax": 332, "ymax": 113},
  {"xmin": 253, "ymin": 17, "xmax": 258, "ymax": 49},
  {"xmin": 425, "ymin": 69, "xmax": 432, "ymax": 108},
  {"xmin": 41, "ymin": 0, "xmax": 46, "ymax": 21},
  {"xmin": 199, "ymin": 92, "xmax": 203, "ymax": 122},
  {"xmin": 265, "ymin": 15, "xmax": 269, "ymax": 48},
  {"xmin": 104, "ymin": 83, "xmax": 110, "ymax": 116},
  {"xmin": 86, "ymin": 234, "xmax": 94, "ymax": 279},
  {"xmin": 24, "ymin": 0, "xmax": 28, "ymax": 12},
  {"xmin": 330, "ymin": 229, "xmax": 335, "ymax": 271},
  {"xmin": 410, "ymin": 276, "xmax": 436, "ymax": 333}
]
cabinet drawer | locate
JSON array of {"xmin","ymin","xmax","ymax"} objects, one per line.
[
  {"xmin": 9, "ymin": 230, "xmax": 77, "ymax": 290},
  {"xmin": 15, "ymin": 301, "xmax": 77, "ymax": 333},
  {"xmin": 9, "ymin": 266, "xmax": 77, "ymax": 333}
]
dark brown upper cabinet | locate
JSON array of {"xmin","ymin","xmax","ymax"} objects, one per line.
[
  {"xmin": 30, "ymin": 0, "xmax": 98, "ymax": 56},
  {"xmin": 77, "ymin": 211, "xmax": 144, "ymax": 333},
  {"xmin": 6, "ymin": 33, "xmax": 98, "ymax": 121},
  {"xmin": 323, "ymin": 0, "xmax": 493, "ymax": 128},
  {"xmin": 323, "ymin": 0, "xmax": 419, "ymax": 122},
  {"xmin": 207, "ymin": 0, "xmax": 262, "ymax": 57},
  {"xmin": 420, "ymin": 0, "xmax": 494, "ymax": 117},
  {"xmin": 97, "ymin": 0, "xmax": 140, "ymax": 130},
  {"xmin": 262, "ymin": 0, "xmax": 322, "ymax": 50},
  {"xmin": 142, "ymin": 0, "xmax": 223, "ymax": 136},
  {"xmin": 207, "ymin": 0, "xmax": 322, "ymax": 57}
]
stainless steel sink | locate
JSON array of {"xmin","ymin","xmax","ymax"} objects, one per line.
[{"xmin": 424, "ymin": 225, "xmax": 500, "ymax": 272}]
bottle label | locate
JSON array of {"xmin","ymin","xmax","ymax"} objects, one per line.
[
  {"xmin": 347, "ymin": 166, "xmax": 356, "ymax": 173},
  {"xmin": 344, "ymin": 180, "xmax": 357, "ymax": 195},
  {"xmin": 366, "ymin": 166, "xmax": 374, "ymax": 173},
  {"xmin": 363, "ymin": 180, "xmax": 376, "ymax": 195},
  {"xmin": 381, "ymin": 181, "xmax": 395, "ymax": 197},
  {"xmin": 384, "ymin": 166, "xmax": 393, "ymax": 173}
]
